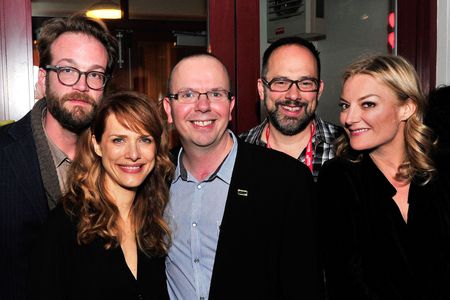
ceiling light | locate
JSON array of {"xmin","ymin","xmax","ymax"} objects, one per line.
[{"xmin": 86, "ymin": 0, "xmax": 122, "ymax": 19}]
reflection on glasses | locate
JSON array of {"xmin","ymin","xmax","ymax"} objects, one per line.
[
  {"xmin": 44, "ymin": 65, "xmax": 109, "ymax": 91},
  {"xmin": 262, "ymin": 77, "xmax": 319, "ymax": 92},
  {"xmin": 168, "ymin": 89, "xmax": 232, "ymax": 103}
]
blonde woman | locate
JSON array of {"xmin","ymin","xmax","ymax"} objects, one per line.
[{"xmin": 318, "ymin": 55, "xmax": 450, "ymax": 299}]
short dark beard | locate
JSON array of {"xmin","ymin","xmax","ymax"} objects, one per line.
[
  {"xmin": 45, "ymin": 81, "xmax": 98, "ymax": 134},
  {"xmin": 266, "ymin": 98, "xmax": 315, "ymax": 136}
]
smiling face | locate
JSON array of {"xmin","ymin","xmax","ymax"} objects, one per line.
[
  {"xmin": 258, "ymin": 44, "xmax": 323, "ymax": 135},
  {"xmin": 163, "ymin": 55, "xmax": 235, "ymax": 151},
  {"xmin": 92, "ymin": 113, "xmax": 156, "ymax": 195},
  {"xmin": 40, "ymin": 32, "xmax": 108, "ymax": 133},
  {"xmin": 339, "ymin": 74, "xmax": 415, "ymax": 156}
]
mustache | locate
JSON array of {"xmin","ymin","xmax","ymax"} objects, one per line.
[
  {"xmin": 61, "ymin": 92, "xmax": 96, "ymax": 105},
  {"xmin": 275, "ymin": 99, "xmax": 308, "ymax": 108}
]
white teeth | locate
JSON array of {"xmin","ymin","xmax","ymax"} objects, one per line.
[
  {"xmin": 282, "ymin": 105, "xmax": 300, "ymax": 112},
  {"xmin": 193, "ymin": 120, "xmax": 213, "ymax": 126},
  {"xmin": 122, "ymin": 166, "xmax": 141, "ymax": 170},
  {"xmin": 351, "ymin": 128, "xmax": 368, "ymax": 133}
]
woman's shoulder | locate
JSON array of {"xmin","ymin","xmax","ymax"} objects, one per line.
[
  {"xmin": 318, "ymin": 156, "xmax": 375, "ymax": 190},
  {"xmin": 321, "ymin": 156, "xmax": 361, "ymax": 175},
  {"xmin": 433, "ymin": 149, "xmax": 450, "ymax": 173}
]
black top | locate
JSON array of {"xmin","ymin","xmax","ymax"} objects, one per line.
[
  {"xmin": 28, "ymin": 205, "xmax": 169, "ymax": 300},
  {"xmin": 318, "ymin": 155, "xmax": 450, "ymax": 300}
]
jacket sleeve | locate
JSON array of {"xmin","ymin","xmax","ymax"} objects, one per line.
[{"xmin": 28, "ymin": 206, "xmax": 73, "ymax": 300}]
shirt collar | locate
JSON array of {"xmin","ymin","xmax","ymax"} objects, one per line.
[
  {"xmin": 173, "ymin": 129, "xmax": 238, "ymax": 184},
  {"xmin": 313, "ymin": 115, "xmax": 338, "ymax": 144}
]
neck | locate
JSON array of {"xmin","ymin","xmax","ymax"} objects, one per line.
[
  {"xmin": 265, "ymin": 120, "xmax": 313, "ymax": 158},
  {"xmin": 44, "ymin": 111, "xmax": 79, "ymax": 160},
  {"xmin": 369, "ymin": 150, "xmax": 407, "ymax": 185},
  {"xmin": 369, "ymin": 123, "xmax": 408, "ymax": 183},
  {"xmin": 182, "ymin": 132, "xmax": 234, "ymax": 181},
  {"xmin": 108, "ymin": 184, "xmax": 136, "ymax": 222}
]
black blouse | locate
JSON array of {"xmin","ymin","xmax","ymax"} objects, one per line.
[
  {"xmin": 318, "ymin": 155, "xmax": 450, "ymax": 300},
  {"xmin": 28, "ymin": 205, "xmax": 169, "ymax": 300}
]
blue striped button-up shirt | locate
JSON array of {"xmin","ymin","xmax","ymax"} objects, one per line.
[{"xmin": 165, "ymin": 131, "xmax": 238, "ymax": 300}]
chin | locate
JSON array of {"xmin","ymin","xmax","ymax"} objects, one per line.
[
  {"xmin": 121, "ymin": 179, "xmax": 145, "ymax": 189},
  {"xmin": 349, "ymin": 143, "xmax": 371, "ymax": 152}
]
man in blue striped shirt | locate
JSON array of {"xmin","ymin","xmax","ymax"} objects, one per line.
[{"xmin": 163, "ymin": 53, "xmax": 323, "ymax": 299}]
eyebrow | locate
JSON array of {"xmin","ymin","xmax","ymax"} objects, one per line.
[
  {"xmin": 340, "ymin": 94, "xmax": 379, "ymax": 102},
  {"xmin": 270, "ymin": 76, "xmax": 318, "ymax": 80},
  {"xmin": 109, "ymin": 133, "xmax": 152, "ymax": 138},
  {"xmin": 54, "ymin": 58, "xmax": 106, "ymax": 71},
  {"xmin": 176, "ymin": 87, "xmax": 229, "ymax": 91}
]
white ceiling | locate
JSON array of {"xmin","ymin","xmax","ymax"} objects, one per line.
[{"xmin": 31, "ymin": 0, "xmax": 206, "ymax": 19}]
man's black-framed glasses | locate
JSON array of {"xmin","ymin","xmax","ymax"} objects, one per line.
[
  {"xmin": 261, "ymin": 77, "xmax": 320, "ymax": 92},
  {"xmin": 168, "ymin": 89, "xmax": 232, "ymax": 104},
  {"xmin": 44, "ymin": 65, "xmax": 109, "ymax": 91}
]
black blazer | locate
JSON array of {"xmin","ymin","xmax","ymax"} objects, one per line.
[
  {"xmin": 0, "ymin": 112, "xmax": 49, "ymax": 300},
  {"xmin": 174, "ymin": 139, "xmax": 323, "ymax": 299},
  {"xmin": 318, "ymin": 155, "xmax": 450, "ymax": 300}
]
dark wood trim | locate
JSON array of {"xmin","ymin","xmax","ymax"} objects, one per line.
[
  {"xmin": 120, "ymin": 0, "xmax": 129, "ymax": 20},
  {"xmin": 397, "ymin": 0, "xmax": 437, "ymax": 93},
  {"xmin": 208, "ymin": 0, "xmax": 237, "ymax": 129},
  {"xmin": 208, "ymin": 0, "xmax": 260, "ymax": 133},
  {"xmin": 235, "ymin": 0, "xmax": 260, "ymax": 133},
  {"xmin": 0, "ymin": 0, "xmax": 34, "ymax": 121}
]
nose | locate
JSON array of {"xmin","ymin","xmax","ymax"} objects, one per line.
[
  {"xmin": 126, "ymin": 141, "xmax": 141, "ymax": 161},
  {"xmin": 341, "ymin": 106, "xmax": 360, "ymax": 127},
  {"xmin": 284, "ymin": 82, "xmax": 301, "ymax": 100},
  {"xmin": 72, "ymin": 73, "xmax": 89, "ymax": 92},
  {"xmin": 194, "ymin": 93, "xmax": 211, "ymax": 112}
]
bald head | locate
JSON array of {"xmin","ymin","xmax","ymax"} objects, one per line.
[{"xmin": 167, "ymin": 53, "xmax": 231, "ymax": 94}]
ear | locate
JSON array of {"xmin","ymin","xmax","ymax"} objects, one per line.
[
  {"xmin": 163, "ymin": 97, "xmax": 173, "ymax": 124},
  {"xmin": 38, "ymin": 68, "xmax": 47, "ymax": 96},
  {"xmin": 257, "ymin": 78, "xmax": 265, "ymax": 101},
  {"xmin": 317, "ymin": 80, "xmax": 325, "ymax": 100},
  {"xmin": 400, "ymin": 98, "xmax": 416, "ymax": 121},
  {"xmin": 228, "ymin": 96, "xmax": 236, "ymax": 121},
  {"xmin": 92, "ymin": 135, "xmax": 102, "ymax": 157}
]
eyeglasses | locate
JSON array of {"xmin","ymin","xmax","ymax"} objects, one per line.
[
  {"xmin": 44, "ymin": 65, "xmax": 109, "ymax": 91},
  {"xmin": 168, "ymin": 89, "xmax": 232, "ymax": 104},
  {"xmin": 261, "ymin": 77, "xmax": 319, "ymax": 92}
]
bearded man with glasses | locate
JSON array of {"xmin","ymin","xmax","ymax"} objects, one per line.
[
  {"xmin": 0, "ymin": 13, "xmax": 118, "ymax": 300},
  {"xmin": 240, "ymin": 36, "xmax": 342, "ymax": 181}
]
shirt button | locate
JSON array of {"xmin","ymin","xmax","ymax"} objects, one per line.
[
  {"xmin": 194, "ymin": 258, "xmax": 200, "ymax": 263},
  {"xmin": 197, "ymin": 184, "xmax": 202, "ymax": 189},
  {"xmin": 192, "ymin": 222, "xmax": 197, "ymax": 227}
]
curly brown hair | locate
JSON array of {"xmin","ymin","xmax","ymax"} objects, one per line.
[{"xmin": 63, "ymin": 91, "xmax": 174, "ymax": 256}]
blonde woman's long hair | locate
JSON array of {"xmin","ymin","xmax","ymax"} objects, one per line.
[
  {"xmin": 337, "ymin": 54, "xmax": 436, "ymax": 184},
  {"xmin": 63, "ymin": 91, "xmax": 174, "ymax": 256}
]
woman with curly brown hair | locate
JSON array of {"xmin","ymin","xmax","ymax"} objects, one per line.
[
  {"xmin": 318, "ymin": 55, "xmax": 450, "ymax": 300},
  {"xmin": 29, "ymin": 91, "xmax": 174, "ymax": 300}
]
